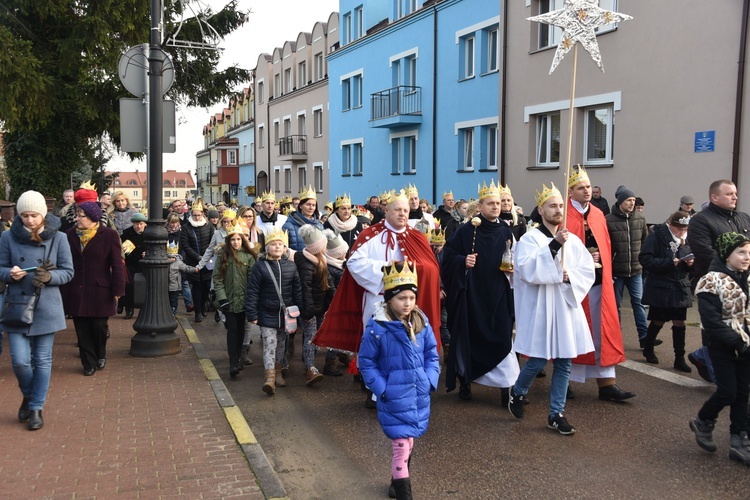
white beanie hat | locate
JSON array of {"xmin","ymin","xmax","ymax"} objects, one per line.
[
  {"xmin": 323, "ymin": 228, "xmax": 349, "ymax": 259},
  {"xmin": 299, "ymin": 224, "xmax": 327, "ymax": 254},
  {"xmin": 16, "ymin": 190, "xmax": 48, "ymax": 216}
]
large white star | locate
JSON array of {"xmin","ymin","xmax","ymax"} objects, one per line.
[{"xmin": 528, "ymin": 0, "xmax": 632, "ymax": 74}]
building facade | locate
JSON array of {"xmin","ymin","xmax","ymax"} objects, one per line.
[{"xmin": 110, "ymin": 169, "xmax": 194, "ymax": 209}]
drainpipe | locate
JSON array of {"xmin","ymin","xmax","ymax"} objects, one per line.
[
  {"xmin": 499, "ymin": 0, "xmax": 508, "ymax": 185},
  {"xmin": 432, "ymin": 4, "xmax": 438, "ymax": 204},
  {"xmin": 267, "ymin": 93, "xmax": 272, "ymax": 192},
  {"xmin": 732, "ymin": 0, "xmax": 750, "ymax": 187}
]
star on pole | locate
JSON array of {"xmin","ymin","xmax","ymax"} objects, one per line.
[{"xmin": 528, "ymin": 0, "xmax": 632, "ymax": 74}]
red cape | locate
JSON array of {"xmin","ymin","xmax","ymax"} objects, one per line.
[
  {"xmin": 566, "ymin": 200, "xmax": 626, "ymax": 367},
  {"xmin": 313, "ymin": 221, "xmax": 442, "ymax": 353}
]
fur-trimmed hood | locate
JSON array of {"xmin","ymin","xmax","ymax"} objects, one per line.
[{"xmin": 10, "ymin": 213, "xmax": 61, "ymax": 244}]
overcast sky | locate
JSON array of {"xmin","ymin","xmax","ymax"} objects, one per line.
[{"xmin": 108, "ymin": 0, "xmax": 339, "ymax": 175}]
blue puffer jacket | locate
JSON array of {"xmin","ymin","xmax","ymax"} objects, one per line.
[
  {"xmin": 282, "ymin": 212, "xmax": 324, "ymax": 252},
  {"xmin": 358, "ymin": 302, "xmax": 441, "ymax": 440}
]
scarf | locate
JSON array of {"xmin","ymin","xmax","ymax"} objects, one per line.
[
  {"xmin": 188, "ymin": 217, "xmax": 206, "ymax": 228},
  {"xmin": 326, "ymin": 254, "xmax": 345, "ymax": 269},
  {"xmin": 166, "ymin": 224, "xmax": 181, "ymax": 235},
  {"xmin": 77, "ymin": 223, "xmax": 99, "ymax": 249},
  {"xmin": 326, "ymin": 212, "xmax": 357, "ymax": 233},
  {"xmin": 303, "ymin": 248, "xmax": 326, "ymax": 265},
  {"xmin": 449, "ymin": 208, "xmax": 463, "ymax": 223},
  {"xmin": 408, "ymin": 208, "xmax": 424, "ymax": 220}
]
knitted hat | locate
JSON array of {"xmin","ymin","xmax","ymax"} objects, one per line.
[
  {"xmin": 616, "ymin": 186, "xmax": 636, "ymax": 205},
  {"xmin": 74, "ymin": 188, "xmax": 98, "ymax": 204},
  {"xmin": 16, "ymin": 190, "xmax": 48, "ymax": 216},
  {"xmin": 299, "ymin": 224, "xmax": 327, "ymax": 254},
  {"xmin": 323, "ymin": 228, "xmax": 349, "ymax": 259},
  {"xmin": 131, "ymin": 212, "xmax": 147, "ymax": 223},
  {"xmin": 716, "ymin": 232, "xmax": 750, "ymax": 262},
  {"xmin": 207, "ymin": 209, "xmax": 220, "ymax": 220},
  {"xmin": 78, "ymin": 201, "xmax": 102, "ymax": 222}
]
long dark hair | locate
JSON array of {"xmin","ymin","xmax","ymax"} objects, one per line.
[{"xmin": 219, "ymin": 233, "xmax": 257, "ymax": 276}]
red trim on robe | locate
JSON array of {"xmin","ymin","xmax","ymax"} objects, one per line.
[{"xmin": 566, "ymin": 200, "xmax": 626, "ymax": 367}]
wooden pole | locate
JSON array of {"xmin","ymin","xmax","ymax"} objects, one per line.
[{"xmin": 561, "ymin": 44, "xmax": 579, "ymax": 267}]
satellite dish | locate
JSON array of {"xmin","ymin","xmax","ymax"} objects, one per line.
[{"xmin": 118, "ymin": 45, "xmax": 175, "ymax": 97}]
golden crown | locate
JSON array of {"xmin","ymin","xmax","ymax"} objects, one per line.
[
  {"xmin": 429, "ymin": 228, "xmax": 446, "ymax": 246},
  {"xmin": 383, "ymin": 260, "xmax": 418, "ymax": 292},
  {"xmin": 443, "ymin": 191, "xmax": 453, "ymax": 199},
  {"xmin": 261, "ymin": 190, "xmax": 276, "ymax": 203},
  {"xmin": 379, "ymin": 191, "xmax": 390, "ymax": 202},
  {"xmin": 433, "ymin": 218, "xmax": 441, "ymax": 229},
  {"xmin": 221, "ymin": 208, "xmax": 237, "ymax": 220},
  {"xmin": 387, "ymin": 189, "xmax": 409, "ymax": 205},
  {"xmin": 191, "ymin": 197, "xmax": 205, "ymax": 212},
  {"xmin": 405, "ymin": 183, "xmax": 419, "ymax": 197},
  {"xmin": 264, "ymin": 227, "xmax": 289, "ymax": 247},
  {"xmin": 166, "ymin": 241, "xmax": 179, "ymax": 255},
  {"xmin": 478, "ymin": 179, "xmax": 502, "ymax": 201},
  {"xmin": 282, "ymin": 205, "xmax": 295, "ymax": 216},
  {"xmin": 499, "ymin": 184, "xmax": 512, "ymax": 197},
  {"xmin": 281, "ymin": 195, "xmax": 293, "ymax": 205},
  {"xmin": 299, "ymin": 185, "xmax": 317, "ymax": 201},
  {"xmin": 535, "ymin": 182, "xmax": 563, "ymax": 207},
  {"xmin": 567, "ymin": 164, "xmax": 590, "ymax": 189},
  {"xmin": 79, "ymin": 180, "xmax": 97, "ymax": 191},
  {"xmin": 334, "ymin": 193, "xmax": 351, "ymax": 208},
  {"xmin": 226, "ymin": 219, "xmax": 245, "ymax": 236}
]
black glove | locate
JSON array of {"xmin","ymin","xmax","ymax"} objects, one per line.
[
  {"xmin": 32, "ymin": 267, "xmax": 51, "ymax": 288},
  {"xmin": 739, "ymin": 344, "xmax": 750, "ymax": 361},
  {"xmin": 218, "ymin": 299, "xmax": 230, "ymax": 312}
]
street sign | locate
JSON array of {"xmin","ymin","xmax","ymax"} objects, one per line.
[
  {"xmin": 694, "ymin": 130, "xmax": 715, "ymax": 153},
  {"xmin": 120, "ymin": 98, "xmax": 176, "ymax": 153},
  {"xmin": 118, "ymin": 45, "xmax": 175, "ymax": 97}
]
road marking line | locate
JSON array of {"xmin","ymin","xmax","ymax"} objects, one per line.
[
  {"xmin": 621, "ymin": 360, "xmax": 713, "ymax": 388},
  {"xmin": 184, "ymin": 327, "xmax": 200, "ymax": 344},
  {"xmin": 200, "ymin": 359, "xmax": 221, "ymax": 380},
  {"xmin": 224, "ymin": 406, "xmax": 257, "ymax": 445}
]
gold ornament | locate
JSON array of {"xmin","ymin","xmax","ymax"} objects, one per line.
[
  {"xmin": 226, "ymin": 219, "xmax": 245, "ymax": 237},
  {"xmin": 299, "ymin": 185, "xmax": 317, "ymax": 202},
  {"xmin": 264, "ymin": 227, "xmax": 289, "ymax": 247},
  {"xmin": 478, "ymin": 179, "xmax": 502, "ymax": 201},
  {"xmin": 383, "ymin": 260, "xmax": 418, "ymax": 293},
  {"xmin": 429, "ymin": 228, "xmax": 446, "ymax": 246},
  {"xmin": 261, "ymin": 190, "xmax": 276, "ymax": 203},
  {"xmin": 471, "ymin": 217, "xmax": 482, "ymax": 227},
  {"xmin": 535, "ymin": 182, "xmax": 563, "ymax": 207},
  {"xmin": 334, "ymin": 193, "xmax": 352, "ymax": 209},
  {"xmin": 379, "ymin": 191, "xmax": 390, "ymax": 202},
  {"xmin": 387, "ymin": 189, "xmax": 409, "ymax": 205},
  {"xmin": 191, "ymin": 197, "xmax": 205, "ymax": 213},
  {"xmin": 567, "ymin": 164, "xmax": 590, "ymax": 189}
]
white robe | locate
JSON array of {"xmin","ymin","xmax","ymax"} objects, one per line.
[
  {"xmin": 257, "ymin": 213, "xmax": 288, "ymax": 235},
  {"xmin": 347, "ymin": 220, "xmax": 404, "ymax": 329},
  {"xmin": 513, "ymin": 227, "xmax": 596, "ymax": 360}
]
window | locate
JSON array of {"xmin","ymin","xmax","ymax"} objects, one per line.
[
  {"xmin": 274, "ymin": 168, "xmax": 280, "ymax": 192},
  {"xmin": 460, "ymin": 35, "xmax": 475, "ymax": 80},
  {"xmin": 342, "ymin": 79, "xmax": 351, "ymax": 111},
  {"xmin": 461, "ymin": 128, "xmax": 474, "ymax": 170},
  {"xmin": 396, "ymin": 0, "xmax": 417, "ymax": 19},
  {"xmin": 258, "ymin": 125, "xmax": 265, "ymax": 148},
  {"xmin": 164, "ymin": 190, "xmax": 170, "ymax": 198},
  {"xmin": 482, "ymin": 125, "xmax": 498, "ymax": 170},
  {"xmin": 584, "ymin": 106, "xmax": 614, "ymax": 165},
  {"xmin": 314, "ymin": 109, "xmax": 323, "ymax": 137},
  {"xmin": 298, "ymin": 166, "xmax": 307, "ymax": 188},
  {"xmin": 355, "ymin": 6, "xmax": 363, "ymax": 39},
  {"xmin": 487, "ymin": 28, "xmax": 498, "ymax": 72},
  {"xmin": 274, "ymin": 122, "xmax": 280, "ymax": 144},
  {"xmin": 274, "ymin": 73, "xmax": 281, "ymax": 97},
  {"xmin": 536, "ymin": 112, "xmax": 561, "ymax": 167},
  {"xmin": 285, "ymin": 68, "xmax": 292, "ymax": 92},
  {"xmin": 133, "ymin": 191, "xmax": 138, "ymax": 197},
  {"xmin": 228, "ymin": 150, "xmax": 237, "ymax": 165},
  {"xmin": 344, "ymin": 12, "xmax": 352, "ymax": 44},
  {"xmin": 342, "ymin": 145, "xmax": 351, "ymax": 175},
  {"xmin": 538, "ymin": 0, "xmax": 563, "ymax": 49},
  {"xmin": 283, "ymin": 118, "xmax": 291, "ymax": 138},
  {"xmin": 315, "ymin": 53, "xmax": 324, "ymax": 81},
  {"xmin": 352, "ymin": 143, "xmax": 363, "ymax": 175},
  {"xmin": 314, "ymin": 165, "xmax": 324, "ymax": 192},
  {"xmin": 173, "ymin": 190, "xmax": 178, "ymax": 197},
  {"xmin": 298, "ymin": 114, "xmax": 306, "ymax": 136},
  {"xmin": 342, "ymin": 74, "xmax": 362, "ymax": 110},
  {"xmin": 298, "ymin": 61, "xmax": 307, "ymax": 87},
  {"xmin": 284, "ymin": 168, "xmax": 292, "ymax": 192},
  {"xmin": 392, "ymin": 135, "xmax": 417, "ymax": 174},
  {"xmin": 341, "ymin": 141, "xmax": 363, "ymax": 176}
]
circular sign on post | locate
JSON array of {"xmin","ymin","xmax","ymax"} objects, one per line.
[{"xmin": 118, "ymin": 45, "xmax": 175, "ymax": 97}]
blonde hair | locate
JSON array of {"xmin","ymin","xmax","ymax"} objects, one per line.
[
  {"xmin": 112, "ymin": 191, "xmax": 130, "ymax": 205},
  {"xmin": 385, "ymin": 303, "xmax": 426, "ymax": 344}
]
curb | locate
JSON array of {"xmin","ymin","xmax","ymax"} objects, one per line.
[{"xmin": 179, "ymin": 318, "xmax": 289, "ymax": 500}]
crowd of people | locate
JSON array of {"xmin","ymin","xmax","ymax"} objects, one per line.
[{"xmin": 3, "ymin": 174, "xmax": 750, "ymax": 500}]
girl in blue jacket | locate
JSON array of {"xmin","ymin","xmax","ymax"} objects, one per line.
[{"xmin": 358, "ymin": 261, "xmax": 440, "ymax": 500}]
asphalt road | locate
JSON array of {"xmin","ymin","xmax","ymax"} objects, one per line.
[{"xmin": 192, "ymin": 304, "xmax": 750, "ymax": 499}]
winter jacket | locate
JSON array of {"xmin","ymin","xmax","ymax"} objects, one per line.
[
  {"xmin": 640, "ymin": 223, "xmax": 693, "ymax": 309},
  {"xmin": 180, "ymin": 221, "xmax": 215, "ymax": 283},
  {"xmin": 606, "ymin": 204, "xmax": 648, "ymax": 277},
  {"xmin": 169, "ymin": 254, "xmax": 193, "ymax": 292},
  {"xmin": 62, "ymin": 224, "xmax": 126, "ymax": 317},
  {"xmin": 696, "ymin": 256, "xmax": 750, "ymax": 354},
  {"xmin": 121, "ymin": 226, "xmax": 146, "ymax": 274},
  {"xmin": 245, "ymin": 255, "xmax": 302, "ymax": 329},
  {"xmin": 358, "ymin": 302, "xmax": 440, "ymax": 440},
  {"xmin": 323, "ymin": 216, "xmax": 363, "ymax": 250},
  {"xmin": 432, "ymin": 205, "xmax": 456, "ymax": 230},
  {"xmin": 327, "ymin": 262, "xmax": 346, "ymax": 288},
  {"xmin": 282, "ymin": 212, "xmax": 324, "ymax": 252},
  {"xmin": 294, "ymin": 251, "xmax": 336, "ymax": 320},
  {"xmin": 687, "ymin": 202, "xmax": 750, "ymax": 278},
  {"xmin": 111, "ymin": 207, "xmax": 137, "ymax": 235},
  {"xmin": 213, "ymin": 247, "xmax": 256, "ymax": 313},
  {"xmin": 198, "ymin": 227, "xmax": 227, "ymax": 271},
  {"xmin": 0, "ymin": 214, "xmax": 74, "ymax": 335}
]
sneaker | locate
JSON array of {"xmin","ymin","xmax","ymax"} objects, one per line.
[
  {"xmin": 689, "ymin": 416, "xmax": 717, "ymax": 452},
  {"xmin": 548, "ymin": 413, "xmax": 576, "ymax": 435},
  {"xmin": 688, "ymin": 353, "xmax": 712, "ymax": 383},
  {"xmin": 730, "ymin": 434, "xmax": 750, "ymax": 466},
  {"xmin": 508, "ymin": 386, "xmax": 525, "ymax": 419}
]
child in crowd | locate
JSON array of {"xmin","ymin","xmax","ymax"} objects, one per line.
[
  {"xmin": 690, "ymin": 232, "xmax": 750, "ymax": 465},
  {"xmin": 358, "ymin": 261, "xmax": 440, "ymax": 500},
  {"xmin": 246, "ymin": 228, "xmax": 302, "ymax": 395},
  {"xmin": 167, "ymin": 242, "xmax": 197, "ymax": 315},
  {"xmin": 429, "ymin": 225, "xmax": 450, "ymax": 359},
  {"xmin": 213, "ymin": 221, "xmax": 257, "ymax": 379}
]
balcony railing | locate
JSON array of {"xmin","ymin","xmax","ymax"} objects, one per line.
[
  {"xmin": 278, "ymin": 135, "xmax": 308, "ymax": 160},
  {"xmin": 370, "ymin": 86, "xmax": 422, "ymax": 126}
]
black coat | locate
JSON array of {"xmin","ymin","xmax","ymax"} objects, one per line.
[
  {"xmin": 245, "ymin": 255, "xmax": 302, "ymax": 329},
  {"xmin": 180, "ymin": 222, "xmax": 214, "ymax": 282},
  {"xmin": 121, "ymin": 226, "xmax": 146, "ymax": 274},
  {"xmin": 294, "ymin": 252, "xmax": 336, "ymax": 320},
  {"xmin": 327, "ymin": 263, "xmax": 345, "ymax": 288},
  {"xmin": 687, "ymin": 203, "xmax": 750, "ymax": 278},
  {"xmin": 640, "ymin": 223, "xmax": 693, "ymax": 309},
  {"xmin": 697, "ymin": 257, "xmax": 750, "ymax": 353}
]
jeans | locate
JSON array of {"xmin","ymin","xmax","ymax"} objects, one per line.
[
  {"xmin": 699, "ymin": 347, "xmax": 750, "ymax": 434},
  {"xmin": 514, "ymin": 357, "xmax": 572, "ymax": 416},
  {"xmin": 614, "ymin": 274, "xmax": 648, "ymax": 339},
  {"xmin": 8, "ymin": 332, "xmax": 55, "ymax": 410},
  {"xmin": 181, "ymin": 279, "xmax": 193, "ymax": 309}
]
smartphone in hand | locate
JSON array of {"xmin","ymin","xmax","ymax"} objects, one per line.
[{"xmin": 679, "ymin": 253, "xmax": 694, "ymax": 261}]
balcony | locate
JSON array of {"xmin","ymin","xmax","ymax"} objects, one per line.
[
  {"xmin": 278, "ymin": 135, "xmax": 308, "ymax": 161},
  {"xmin": 370, "ymin": 85, "xmax": 422, "ymax": 128}
]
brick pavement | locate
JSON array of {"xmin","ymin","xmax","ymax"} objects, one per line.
[{"xmin": 0, "ymin": 315, "xmax": 266, "ymax": 499}]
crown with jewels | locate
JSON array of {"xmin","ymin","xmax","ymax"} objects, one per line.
[
  {"xmin": 166, "ymin": 241, "xmax": 179, "ymax": 255},
  {"xmin": 443, "ymin": 190, "xmax": 453, "ymax": 199},
  {"xmin": 192, "ymin": 197, "xmax": 205, "ymax": 212},
  {"xmin": 535, "ymin": 182, "xmax": 563, "ymax": 207},
  {"xmin": 405, "ymin": 183, "xmax": 419, "ymax": 197},
  {"xmin": 386, "ymin": 189, "xmax": 409, "ymax": 205},
  {"xmin": 478, "ymin": 179, "xmax": 502, "ymax": 201},
  {"xmin": 567, "ymin": 164, "xmax": 590, "ymax": 189},
  {"xmin": 261, "ymin": 190, "xmax": 276, "ymax": 203},
  {"xmin": 226, "ymin": 219, "xmax": 245, "ymax": 236},
  {"xmin": 379, "ymin": 191, "xmax": 390, "ymax": 202},
  {"xmin": 429, "ymin": 228, "xmax": 446, "ymax": 246},
  {"xmin": 264, "ymin": 227, "xmax": 289, "ymax": 246},
  {"xmin": 334, "ymin": 193, "xmax": 351, "ymax": 209},
  {"xmin": 383, "ymin": 260, "xmax": 418, "ymax": 292},
  {"xmin": 299, "ymin": 185, "xmax": 317, "ymax": 201}
]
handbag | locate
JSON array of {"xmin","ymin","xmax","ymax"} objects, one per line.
[
  {"xmin": 0, "ymin": 244, "xmax": 51, "ymax": 327},
  {"xmin": 264, "ymin": 261, "xmax": 300, "ymax": 334}
]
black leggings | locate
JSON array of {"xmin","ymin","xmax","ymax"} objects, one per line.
[
  {"xmin": 698, "ymin": 347, "xmax": 750, "ymax": 435},
  {"xmin": 190, "ymin": 280, "xmax": 210, "ymax": 314},
  {"xmin": 225, "ymin": 312, "xmax": 246, "ymax": 367}
]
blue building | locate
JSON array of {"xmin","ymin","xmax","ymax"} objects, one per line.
[{"xmin": 328, "ymin": 0, "xmax": 500, "ymax": 205}]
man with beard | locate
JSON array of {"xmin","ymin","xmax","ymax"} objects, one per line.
[
  {"xmin": 433, "ymin": 191, "xmax": 459, "ymax": 231},
  {"xmin": 441, "ymin": 180, "xmax": 519, "ymax": 402},
  {"xmin": 405, "ymin": 184, "xmax": 434, "ymax": 233},
  {"xmin": 256, "ymin": 191, "xmax": 288, "ymax": 235},
  {"xmin": 566, "ymin": 166, "xmax": 634, "ymax": 402},
  {"xmin": 509, "ymin": 184, "xmax": 595, "ymax": 434}
]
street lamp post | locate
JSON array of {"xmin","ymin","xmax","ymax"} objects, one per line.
[{"xmin": 130, "ymin": 0, "xmax": 180, "ymax": 357}]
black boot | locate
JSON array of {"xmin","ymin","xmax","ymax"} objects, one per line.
[
  {"xmin": 18, "ymin": 397, "xmax": 30, "ymax": 422},
  {"xmin": 194, "ymin": 310, "xmax": 202, "ymax": 323},
  {"xmin": 124, "ymin": 308, "xmax": 134, "ymax": 320},
  {"xmin": 389, "ymin": 456, "xmax": 412, "ymax": 498},
  {"xmin": 642, "ymin": 322, "xmax": 662, "ymax": 364},
  {"xmin": 392, "ymin": 478, "xmax": 412, "ymax": 500},
  {"xmin": 28, "ymin": 410, "xmax": 43, "ymax": 430},
  {"xmin": 673, "ymin": 326, "xmax": 692, "ymax": 372}
]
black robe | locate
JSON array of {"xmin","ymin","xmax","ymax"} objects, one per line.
[{"xmin": 441, "ymin": 214, "xmax": 515, "ymax": 391}]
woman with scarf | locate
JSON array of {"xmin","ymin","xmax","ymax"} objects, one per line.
[
  {"xmin": 283, "ymin": 186, "xmax": 323, "ymax": 252},
  {"xmin": 0, "ymin": 191, "xmax": 74, "ymax": 430},
  {"xmin": 324, "ymin": 194, "xmax": 363, "ymax": 250},
  {"xmin": 180, "ymin": 199, "xmax": 215, "ymax": 322},
  {"xmin": 237, "ymin": 205, "xmax": 266, "ymax": 254},
  {"xmin": 62, "ymin": 202, "xmax": 125, "ymax": 376},
  {"xmin": 110, "ymin": 191, "xmax": 138, "ymax": 236},
  {"xmin": 120, "ymin": 212, "xmax": 148, "ymax": 319}
]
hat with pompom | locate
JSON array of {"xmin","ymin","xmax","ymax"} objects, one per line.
[
  {"xmin": 323, "ymin": 228, "xmax": 349, "ymax": 260},
  {"xmin": 299, "ymin": 224, "xmax": 327, "ymax": 255}
]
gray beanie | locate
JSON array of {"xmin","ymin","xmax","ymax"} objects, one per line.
[
  {"xmin": 16, "ymin": 190, "xmax": 48, "ymax": 216},
  {"xmin": 323, "ymin": 228, "xmax": 349, "ymax": 259},
  {"xmin": 616, "ymin": 186, "xmax": 636, "ymax": 205},
  {"xmin": 299, "ymin": 224, "xmax": 327, "ymax": 254}
]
